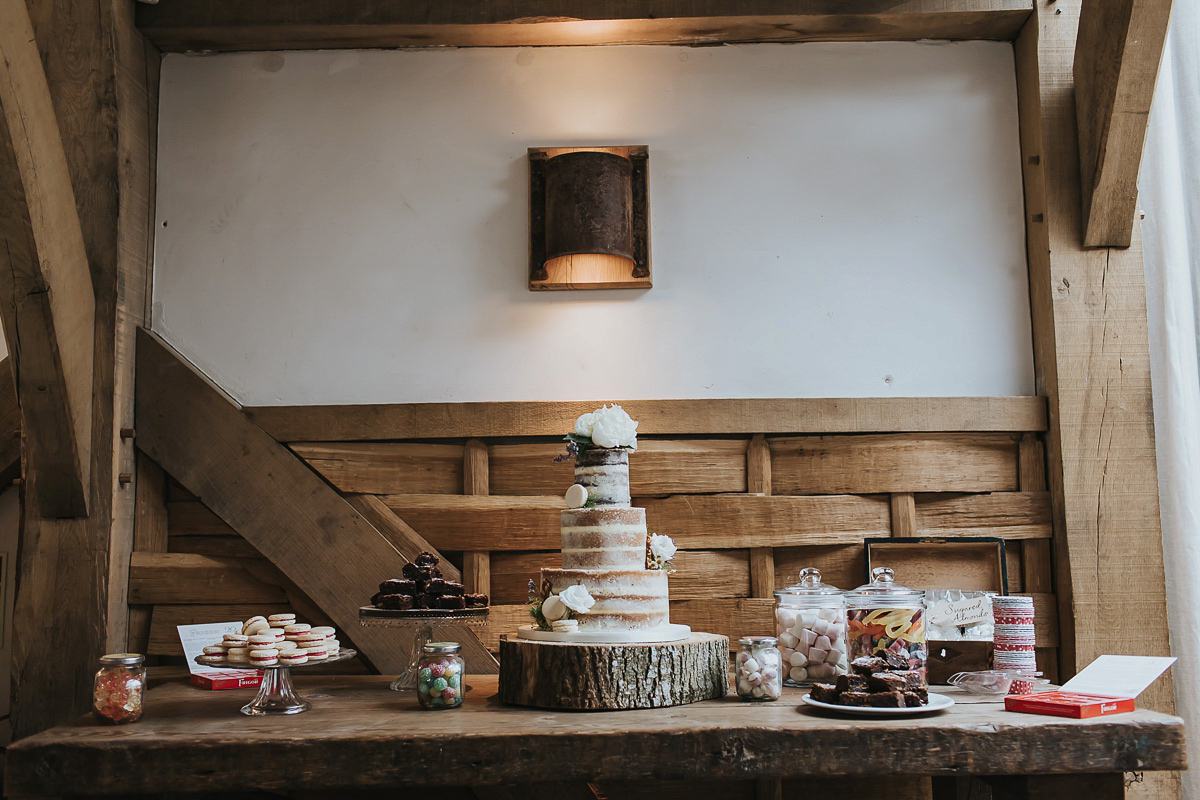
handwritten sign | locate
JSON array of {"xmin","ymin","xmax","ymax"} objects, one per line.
[{"xmin": 928, "ymin": 595, "xmax": 992, "ymax": 627}]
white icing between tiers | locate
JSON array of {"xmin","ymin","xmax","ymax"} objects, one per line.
[{"xmin": 516, "ymin": 623, "xmax": 691, "ymax": 644}]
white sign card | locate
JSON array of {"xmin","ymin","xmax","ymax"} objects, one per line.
[
  {"xmin": 927, "ymin": 595, "xmax": 992, "ymax": 627},
  {"xmin": 177, "ymin": 621, "xmax": 244, "ymax": 675},
  {"xmin": 1061, "ymin": 655, "xmax": 1177, "ymax": 699}
]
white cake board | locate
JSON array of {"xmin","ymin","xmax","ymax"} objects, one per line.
[{"xmin": 516, "ymin": 623, "xmax": 691, "ymax": 644}]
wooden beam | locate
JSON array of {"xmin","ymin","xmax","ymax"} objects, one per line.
[
  {"xmin": 1016, "ymin": 1, "xmax": 1174, "ymax": 723},
  {"xmin": 1074, "ymin": 0, "xmax": 1173, "ymax": 247},
  {"xmin": 343, "ymin": 493, "xmax": 462, "ymax": 584},
  {"xmin": 0, "ymin": 0, "xmax": 96, "ymax": 517},
  {"xmin": 128, "ymin": 452, "xmax": 168, "ymax": 653},
  {"xmin": 136, "ymin": 0, "xmax": 1033, "ymax": 52},
  {"xmin": 135, "ymin": 328, "xmax": 417, "ymax": 674},
  {"xmin": 0, "ymin": 357, "xmax": 21, "ymax": 485},
  {"xmin": 247, "ymin": 397, "xmax": 1049, "ymax": 442}
]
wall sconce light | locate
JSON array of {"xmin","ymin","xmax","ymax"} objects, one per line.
[{"xmin": 529, "ymin": 146, "xmax": 650, "ymax": 291}]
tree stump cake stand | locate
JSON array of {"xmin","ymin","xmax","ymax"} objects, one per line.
[{"xmin": 499, "ymin": 632, "xmax": 729, "ymax": 710}]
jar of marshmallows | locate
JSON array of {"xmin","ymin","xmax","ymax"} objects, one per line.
[{"xmin": 774, "ymin": 567, "xmax": 848, "ymax": 686}]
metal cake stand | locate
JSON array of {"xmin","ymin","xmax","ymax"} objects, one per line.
[
  {"xmin": 192, "ymin": 649, "xmax": 358, "ymax": 716},
  {"xmin": 359, "ymin": 606, "xmax": 489, "ymax": 690}
]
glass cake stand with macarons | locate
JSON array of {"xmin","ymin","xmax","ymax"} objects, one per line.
[{"xmin": 193, "ymin": 648, "xmax": 358, "ymax": 715}]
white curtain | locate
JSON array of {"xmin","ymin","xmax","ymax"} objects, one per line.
[{"xmin": 1140, "ymin": 0, "xmax": 1200, "ymax": 796}]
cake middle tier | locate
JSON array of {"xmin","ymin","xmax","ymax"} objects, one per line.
[
  {"xmin": 561, "ymin": 507, "xmax": 647, "ymax": 569},
  {"xmin": 543, "ymin": 568, "xmax": 669, "ymax": 630}
]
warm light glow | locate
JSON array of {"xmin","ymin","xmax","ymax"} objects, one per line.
[{"xmin": 540, "ymin": 253, "xmax": 643, "ymax": 290}]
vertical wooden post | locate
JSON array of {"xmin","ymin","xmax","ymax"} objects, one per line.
[
  {"xmin": 747, "ymin": 435, "xmax": 775, "ymax": 597},
  {"xmin": 463, "ymin": 439, "xmax": 491, "ymax": 598},
  {"xmin": 889, "ymin": 493, "xmax": 918, "ymax": 538},
  {"xmin": 128, "ymin": 452, "xmax": 167, "ymax": 654}
]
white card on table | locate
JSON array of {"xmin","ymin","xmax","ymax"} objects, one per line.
[
  {"xmin": 1060, "ymin": 655, "xmax": 1176, "ymax": 698},
  {"xmin": 177, "ymin": 621, "xmax": 245, "ymax": 675}
]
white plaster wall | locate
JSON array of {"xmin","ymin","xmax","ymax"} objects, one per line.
[{"xmin": 153, "ymin": 42, "xmax": 1033, "ymax": 406}]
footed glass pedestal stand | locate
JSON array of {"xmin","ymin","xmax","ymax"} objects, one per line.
[
  {"xmin": 359, "ymin": 607, "xmax": 489, "ymax": 690},
  {"xmin": 192, "ymin": 650, "xmax": 358, "ymax": 715}
]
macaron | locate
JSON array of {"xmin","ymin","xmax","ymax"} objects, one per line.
[
  {"xmin": 276, "ymin": 640, "xmax": 299, "ymax": 653},
  {"xmin": 267, "ymin": 628, "xmax": 285, "ymax": 642},
  {"xmin": 283, "ymin": 623, "xmax": 311, "ymax": 635},
  {"xmin": 280, "ymin": 652, "xmax": 308, "ymax": 666},
  {"xmin": 303, "ymin": 644, "xmax": 328, "ymax": 660},
  {"xmin": 268, "ymin": 614, "xmax": 296, "ymax": 628},
  {"xmin": 222, "ymin": 633, "xmax": 249, "ymax": 645},
  {"xmin": 249, "ymin": 634, "xmax": 276, "ymax": 647},
  {"xmin": 311, "ymin": 626, "xmax": 336, "ymax": 640},
  {"xmin": 249, "ymin": 648, "xmax": 279, "ymax": 666},
  {"xmin": 325, "ymin": 639, "xmax": 340, "ymax": 655},
  {"xmin": 296, "ymin": 633, "xmax": 326, "ymax": 648},
  {"xmin": 199, "ymin": 654, "xmax": 226, "ymax": 664},
  {"xmin": 242, "ymin": 616, "xmax": 270, "ymax": 636},
  {"xmin": 226, "ymin": 647, "xmax": 250, "ymax": 662},
  {"xmin": 202, "ymin": 645, "xmax": 226, "ymax": 655}
]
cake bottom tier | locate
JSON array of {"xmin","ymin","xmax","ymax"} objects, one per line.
[{"xmin": 542, "ymin": 568, "xmax": 669, "ymax": 630}]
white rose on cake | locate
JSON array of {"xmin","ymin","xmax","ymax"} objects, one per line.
[
  {"xmin": 558, "ymin": 584, "xmax": 596, "ymax": 614},
  {"xmin": 575, "ymin": 404, "xmax": 638, "ymax": 450},
  {"xmin": 647, "ymin": 533, "xmax": 678, "ymax": 572}
]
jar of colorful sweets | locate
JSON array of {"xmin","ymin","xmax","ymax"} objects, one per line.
[
  {"xmin": 418, "ymin": 642, "xmax": 464, "ymax": 709},
  {"xmin": 93, "ymin": 653, "xmax": 145, "ymax": 724},
  {"xmin": 844, "ymin": 567, "xmax": 927, "ymax": 677},
  {"xmin": 735, "ymin": 636, "xmax": 782, "ymax": 701},
  {"xmin": 773, "ymin": 567, "xmax": 848, "ymax": 686}
]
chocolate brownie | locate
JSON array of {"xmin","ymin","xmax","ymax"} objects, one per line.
[
  {"xmin": 414, "ymin": 593, "xmax": 440, "ymax": 609},
  {"xmin": 426, "ymin": 579, "xmax": 448, "ymax": 595},
  {"xmin": 441, "ymin": 581, "xmax": 465, "ymax": 596},
  {"xmin": 850, "ymin": 656, "xmax": 888, "ymax": 676},
  {"xmin": 893, "ymin": 670, "xmax": 927, "ymax": 690},
  {"xmin": 414, "ymin": 551, "xmax": 439, "ymax": 567},
  {"xmin": 835, "ymin": 674, "xmax": 869, "ymax": 694},
  {"xmin": 903, "ymin": 691, "xmax": 926, "ymax": 708},
  {"xmin": 401, "ymin": 562, "xmax": 423, "ymax": 581},
  {"xmin": 866, "ymin": 691, "xmax": 906, "ymax": 708},
  {"xmin": 867, "ymin": 672, "xmax": 908, "ymax": 693},
  {"xmin": 378, "ymin": 593, "xmax": 413, "ymax": 610},
  {"xmin": 881, "ymin": 650, "xmax": 910, "ymax": 670},
  {"xmin": 809, "ymin": 683, "xmax": 840, "ymax": 703},
  {"xmin": 838, "ymin": 692, "xmax": 871, "ymax": 707},
  {"xmin": 438, "ymin": 595, "xmax": 466, "ymax": 610},
  {"xmin": 379, "ymin": 578, "xmax": 417, "ymax": 595},
  {"xmin": 464, "ymin": 593, "xmax": 489, "ymax": 608}
]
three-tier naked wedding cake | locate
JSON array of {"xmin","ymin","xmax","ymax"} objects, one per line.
[
  {"xmin": 499, "ymin": 404, "xmax": 728, "ymax": 710},
  {"xmin": 519, "ymin": 405, "xmax": 689, "ymax": 643}
]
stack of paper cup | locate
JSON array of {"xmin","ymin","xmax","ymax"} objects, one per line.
[{"xmin": 992, "ymin": 596, "xmax": 1037, "ymax": 676}]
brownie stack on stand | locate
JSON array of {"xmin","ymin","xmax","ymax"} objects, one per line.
[
  {"xmin": 992, "ymin": 595, "xmax": 1036, "ymax": 690},
  {"xmin": 370, "ymin": 552, "xmax": 489, "ymax": 611}
]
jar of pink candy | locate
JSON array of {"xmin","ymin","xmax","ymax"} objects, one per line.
[
  {"xmin": 773, "ymin": 567, "xmax": 848, "ymax": 687},
  {"xmin": 735, "ymin": 636, "xmax": 782, "ymax": 701}
]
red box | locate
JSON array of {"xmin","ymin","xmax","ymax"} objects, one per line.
[
  {"xmin": 1005, "ymin": 690, "xmax": 1136, "ymax": 718},
  {"xmin": 190, "ymin": 670, "xmax": 264, "ymax": 690}
]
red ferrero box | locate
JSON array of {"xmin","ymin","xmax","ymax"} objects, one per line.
[
  {"xmin": 1005, "ymin": 690, "xmax": 1136, "ymax": 719},
  {"xmin": 190, "ymin": 670, "xmax": 264, "ymax": 690}
]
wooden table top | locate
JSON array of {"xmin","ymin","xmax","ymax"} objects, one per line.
[{"xmin": 6, "ymin": 676, "xmax": 1186, "ymax": 796}]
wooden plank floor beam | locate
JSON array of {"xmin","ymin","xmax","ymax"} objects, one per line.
[
  {"xmin": 136, "ymin": 329, "xmax": 451, "ymax": 675},
  {"xmin": 136, "ymin": 0, "xmax": 1033, "ymax": 52},
  {"xmin": 0, "ymin": 0, "xmax": 96, "ymax": 517},
  {"xmin": 1074, "ymin": 0, "xmax": 1173, "ymax": 247}
]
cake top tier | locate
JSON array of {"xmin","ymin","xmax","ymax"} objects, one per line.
[
  {"xmin": 570, "ymin": 404, "xmax": 638, "ymax": 451},
  {"xmin": 564, "ymin": 404, "xmax": 639, "ymax": 507}
]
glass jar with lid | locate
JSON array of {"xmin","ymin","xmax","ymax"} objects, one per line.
[
  {"xmin": 735, "ymin": 636, "xmax": 782, "ymax": 701},
  {"xmin": 774, "ymin": 567, "xmax": 848, "ymax": 686},
  {"xmin": 93, "ymin": 653, "xmax": 145, "ymax": 724},
  {"xmin": 418, "ymin": 642, "xmax": 464, "ymax": 709},
  {"xmin": 845, "ymin": 567, "xmax": 927, "ymax": 677}
]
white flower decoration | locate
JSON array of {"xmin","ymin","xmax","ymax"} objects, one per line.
[
  {"xmin": 649, "ymin": 533, "xmax": 677, "ymax": 563},
  {"xmin": 575, "ymin": 404, "xmax": 638, "ymax": 450},
  {"xmin": 558, "ymin": 584, "xmax": 596, "ymax": 614}
]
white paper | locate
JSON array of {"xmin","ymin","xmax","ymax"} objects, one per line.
[
  {"xmin": 178, "ymin": 621, "xmax": 244, "ymax": 675},
  {"xmin": 1061, "ymin": 655, "xmax": 1177, "ymax": 698},
  {"xmin": 928, "ymin": 595, "xmax": 992, "ymax": 627}
]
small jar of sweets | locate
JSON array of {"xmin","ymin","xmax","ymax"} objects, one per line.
[
  {"xmin": 418, "ymin": 642, "xmax": 464, "ymax": 709},
  {"xmin": 93, "ymin": 653, "xmax": 145, "ymax": 724},
  {"xmin": 774, "ymin": 567, "xmax": 848, "ymax": 686},
  {"xmin": 845, "ymin": 567, "xmax": 927, "ymax": 677},
  {"xmin": 735, "ymin": 636, "xmax": 782, "ymax": 702}
]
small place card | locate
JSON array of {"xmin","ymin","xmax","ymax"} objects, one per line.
[
  {"xmin": 928, "ymin": 595, "xmax": 992, "ymax": 627},
  {"xmin": 177, "ymin": 620, "xmax": 244, "ymax": 675},
  {"xmin": 1061, "ymin": 655, "xmax": 1177, "ymax": 699}
]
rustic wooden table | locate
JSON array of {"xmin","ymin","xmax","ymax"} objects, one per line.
[{"xmin": 5, "ymin": 676, "xmax": 1186, "ymax": 798}]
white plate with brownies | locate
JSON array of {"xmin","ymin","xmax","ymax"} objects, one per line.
[{"xmin": 801, "ymin": 691, "xmax": 954, "ymax": 716}]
